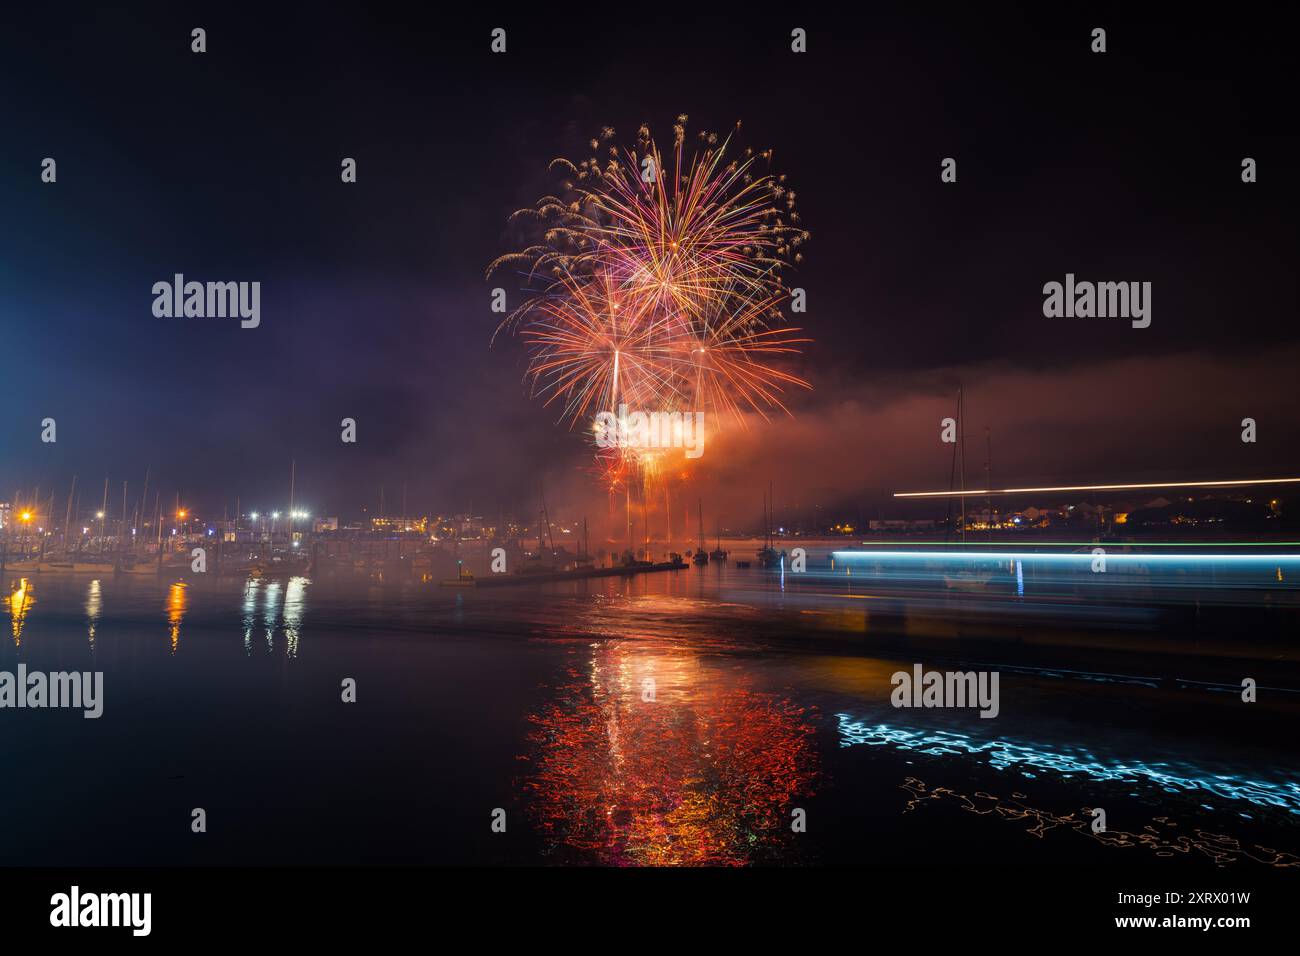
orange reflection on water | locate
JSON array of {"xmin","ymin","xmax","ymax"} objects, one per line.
[
  {"xmin": 519, "ymin": 640, "xmax": 820, "ymax": 865},
  {"xmin": 901, "ymin": 776, "xmax": 1300, "ymax": 868},
  {"xmin": 7, "ymin": 578, "xmax": 35, "ymax": 646},
  {"xmin": 166, "ymin": 581, "xmax": 188, "ymax": 654}
]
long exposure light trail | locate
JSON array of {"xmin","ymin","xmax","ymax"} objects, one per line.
[
  {"xmin": 892, "ymin": 476, "xmax": 1300, "ymax": 498},
  {"xmin": 832, "ymin": 550, "xmax": 1300, "ymax": 564},
  {"xmin": 833, "ymin": 716, "xmax": 1300, "ymax": 815}
]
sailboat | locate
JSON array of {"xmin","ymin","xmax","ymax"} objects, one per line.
[
  {"xmin": 519, "ymin": 486, "xmax": 559, "ymax": 574},
  {"xmin": 692, "ymin": 500, "xmax": 709, "ymax": 565},
  {"xmin": 709, "ymin": 519, "xmax": 728, "ymax": 562},
  {"xmin": 942, "ymin": 387, "xmax": 994, "ymax": 591},
  {"xmin": 573, "ymin": 517, "xmax": 594, "ymax": 568},
  {"xmin": 757, "ymin": 482, "xmax": 780, "ymax": 568}
]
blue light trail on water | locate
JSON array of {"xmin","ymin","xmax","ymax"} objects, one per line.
[{"xmin": 835, "ymin": 715, "xmax": 1300, "ymax": 816}]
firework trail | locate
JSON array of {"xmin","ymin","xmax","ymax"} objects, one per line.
[{"xmin": 488, "ymin": 116, "xmax": 812, "ymax": 543}]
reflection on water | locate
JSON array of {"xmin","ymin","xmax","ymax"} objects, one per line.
[
  {"xmin": 836, "ymin": 716, "xmax": 1300, "ymax": 816},
  {"xmin": 7, "ymin": 578, "xmax": 34, "ymax": 646},
  {"xmin": 241, "ymin": 577, "xmax": 310, "ymax": 656},
  {"xmin": 262, "ymin": 581, "xmax": 280, "ymax": 653},
  {"xmin": 85, "ymin": 579, "xmax": 102, "ymax": 651},
  {"xmin": 283, "ymin": 577, "xmax": 306, "ymax": 658},
  {"xmin": 243, "ymin": 579, "xmax": 258, "ymax": 654},
  {"xmin": 166, "ymin": 581, "xmax": 188, "ymax": 654},
  {"xmin": 519, "ymin": 639, "xmax": 820, "ymax": 865},
  {"xmin": 900, "ymin": 777, "xmax": 1300, "ymax": 868},
  {"xmin": 1, "ymin": 568, "xmax": 1298, "ymax": 868}
]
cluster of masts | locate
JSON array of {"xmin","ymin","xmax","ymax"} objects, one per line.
[{"xmin": 2, "ymin": 461, "xmax": 310, "ymax": 562}]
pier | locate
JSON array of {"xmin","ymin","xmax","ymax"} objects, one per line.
[{"xmin": 444, "ymin": 560, "xmax": 686, "ymax": 588}]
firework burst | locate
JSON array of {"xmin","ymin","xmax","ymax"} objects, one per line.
[{"xmin": 488, "ymin": 116, "xmax": 812, "ymax": 509}]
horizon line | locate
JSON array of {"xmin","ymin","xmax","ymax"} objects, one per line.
[{"xmin": 893, "ymin": 477, "xmax": 1300, "ymax": 499}]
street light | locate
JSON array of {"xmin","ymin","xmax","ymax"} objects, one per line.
[{"xmin": 15, "ymin": 510, "xmax": 34, "ymax": 558}]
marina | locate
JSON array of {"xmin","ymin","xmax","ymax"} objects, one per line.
[{"xmin": 2, "ymin": 5, "xmax": 1296, "ymax": 929}]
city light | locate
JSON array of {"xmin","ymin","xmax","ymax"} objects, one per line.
[{"xmin": 893, "ymin": 476, "xmax": 1300, "ymax": 498}]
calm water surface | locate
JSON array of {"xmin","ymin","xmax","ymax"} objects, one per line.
[{"xmin": 2, "ymin": 552, "xmax": 1298, "ymax": 868}]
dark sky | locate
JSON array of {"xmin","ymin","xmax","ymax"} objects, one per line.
[{"xmin": 1, "ymin": 6, "xmax": 1296, "ymax": 529}]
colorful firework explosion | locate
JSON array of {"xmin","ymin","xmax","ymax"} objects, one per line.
[
  {"xmin": 489, "ymin": 117, "xmax": 812, "ymax": 543},
  {"xmin": 488, "ymin": 116, "xmax": 812, "ymax": 436}
]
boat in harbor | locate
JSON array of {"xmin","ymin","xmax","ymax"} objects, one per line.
[
  {"xmin": 27, "ymin": 555, "xmax": 131, "ymax": 574},
  {"xmin": 620, "ymin": 549, "xmax": 654, "ymax": 569},
  {"xmin": 249, "ymin": 555, "xmax": 308, "ymax": 579},
  {"xmin": 709, "ymin": 519, "xmax": 728, "ymax": 562},
  {"xmin": 441, "ymin": 555, "xmax": 684, "ymax": 588},
  {"xmin": 2, "ymin": 560, "xmax": 41, "ymax": 574},
  {"xmin": 441, "ymin": 564, "xmax": 477, "ymax": 587},
  {"xmin": 757, "ymin": 483, "xmax": 781, "ymax": 568},
  {"xmin": 693, "ymin": 500, "xmax": 709, "ymax": 565},
  {"xmin": 517, "ymin": 489, "xmax": 562, "ymax": 574}
]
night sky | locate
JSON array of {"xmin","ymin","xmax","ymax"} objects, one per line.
[{"xmin": 2, "ymin": 7, "xmax": 1296, "ymax": 528}]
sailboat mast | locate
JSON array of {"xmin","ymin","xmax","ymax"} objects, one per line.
[
  {"xmin": 762, "ymin": 490, "xmax": 768, "ymax": 549},
  {"xmin": 664, "ymin": 485, "xmax": 671, "ymax": 549},
  {"xmin": 759, "ymin": 481, "xmax": 769, "ymax": 548},
  {"xmin": 138, "ymin": 466, "xmax": 149, "ymax": 554},
  {"xmin": 100, "ymin": 478, "xmax": 109, "ymax": 555},
  {"xmin": 958, "ymin": 388, "xmax": 966, "ymax": 546},
  {"xmin": 985, "ymin": 427, "xmax": 993, "ymax": 546},
  {"xmin": 539, "ymin": 484, "xmax": 555, "ymax": 553},
  {"xmin": 288, "ymin": 459, "xmax": 296, "ymax": 546},
  {"xmin": 62, "ymin": 476, "xmax": 77, "ymax": 552}
]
